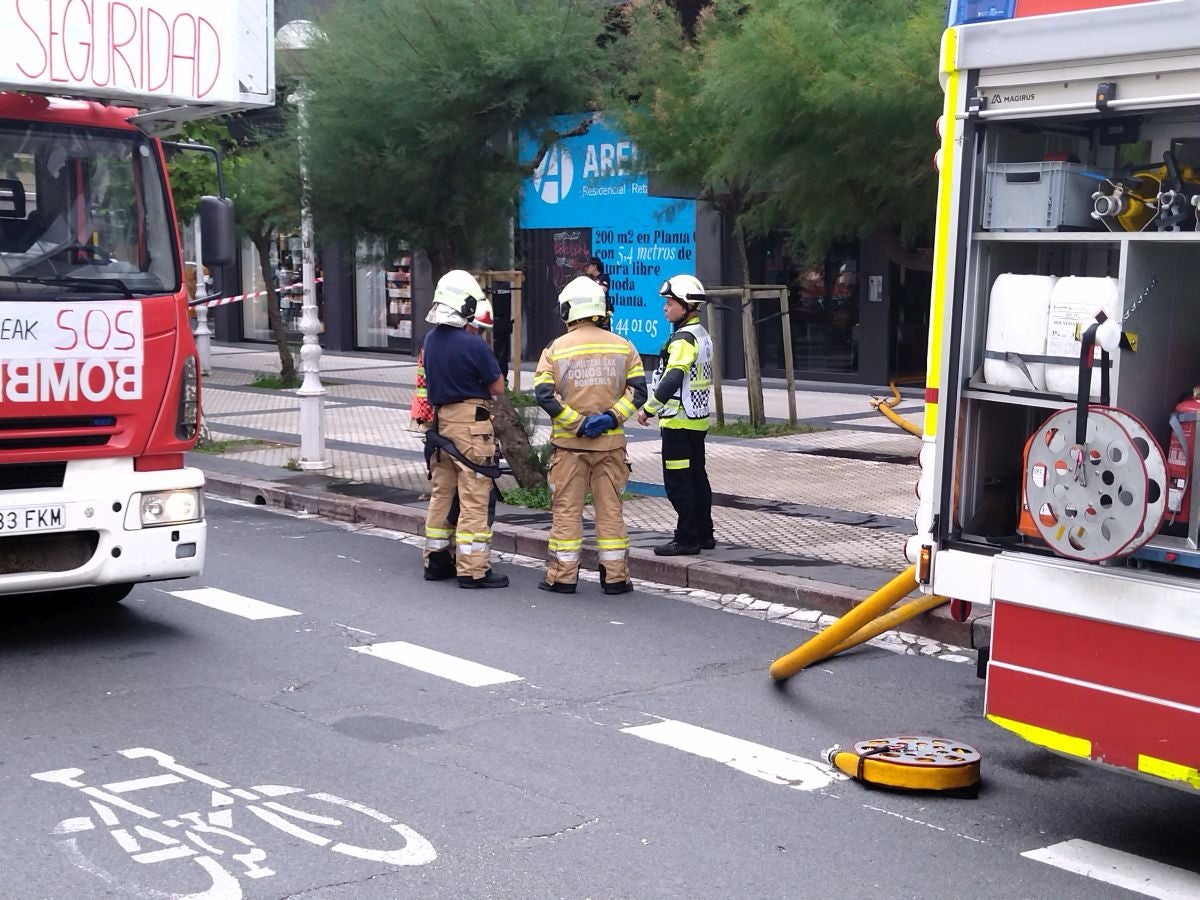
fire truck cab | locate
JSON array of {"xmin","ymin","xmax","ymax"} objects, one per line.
[{"xmin": 0, "ymin": 2, "xmax": 275, "ymax": 603}]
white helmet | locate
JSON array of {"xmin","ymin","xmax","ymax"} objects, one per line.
[
  {"xmin": 558, "ymin": 276, "xmax": 608, "ymax": 323},
  {"xmin": 432, "ymin": 269, "xmax": 485, "ymax": 321},
  {"xmin": 660, "ymin": 273, "xmax": 706, "ymax": 307}
]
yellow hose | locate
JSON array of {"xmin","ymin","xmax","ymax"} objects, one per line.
[
  {"xmin": 876, "ymin": 401, "xmax": 923, "ymax": 437},
  {"xmin": 825, "ymin": 594, "xmax": 949, "ymax": 659},
  {"xmin": 869, "ymin": 382, "xmax": 922, "ymax": 436},
  {"xmin": 769, "ymin": 566, "xmax": 919, "ymax": 680},
  {"xmin": 827, "ymin": 737, "xmax": 982, "ymax": 791}
]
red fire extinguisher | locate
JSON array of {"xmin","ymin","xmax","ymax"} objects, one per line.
[{"xmin": 1165, "ymin": 386, "xmax": 1200, "ymax": 524}]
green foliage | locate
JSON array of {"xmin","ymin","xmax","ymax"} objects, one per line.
[
  {"xmin": 223, "ymin": 135, "xmax": 301, "ymax": 244},
  {"xmin": 503, "ymin": 484, "xmax": 553, "ymax": 510},
  {"xmin": 165, "ymin": 121, "xmax": 232, "ymax": 223},
  {"xmin": 303, "ymin": 0, "xmax": 617, "ymax": 271},
  {"xmin": 192, "ymin": 438, "xmax": 272, "ymax": 454},
  {"xmin": 502, "ymin": 484, "xmax": 638, "ymax": 510},
  {"xmin": 507, "ymin": 389, "xmax": 539, "ymax": 408},
  {"xmin": 615, "ymin": 1, "xmax": 754, "ymax": 209},
  {"xmin": 708, "ymin": 418, "xmax": 823, "ymax": 438},
  {"xmin": 251, "ymin": 371, "xmax": 302, "ymax": 390},
  {"xmin": 707, "ymin": 0, "xmax": 944, "ymax": 260},
  {"xmin": 615, "ymin": 0, "xmax": 943, "ymax": 266}
]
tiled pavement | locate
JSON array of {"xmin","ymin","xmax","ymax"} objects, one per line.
[
  {"xmin": 192, "ymin": 343, "xmax": 981, "ymax": 650},
  {"xmin": 192, "ymin": 345, "xmax": 988, "ymax": 657}
]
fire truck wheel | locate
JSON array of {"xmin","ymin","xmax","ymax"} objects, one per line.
[{"xmin": 89, "ymin": 584, "xmax": 135, "ymax": 604}]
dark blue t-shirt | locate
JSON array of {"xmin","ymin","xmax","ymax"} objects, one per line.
[{"xmin": 423, "ymin": 325, "xmax": 502, "ymax": 406}]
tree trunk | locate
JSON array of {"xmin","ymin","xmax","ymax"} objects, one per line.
[
  {"xmin": 493, "ymin": 395, "xmax": 546, "ymax": 488},
  {"xmin": 732, "ymin": 208, "xmax": 766, "ymax": 427},
  {"xmin": 253, "ymin": 232, "xmax": 295, "ymax": 383}
]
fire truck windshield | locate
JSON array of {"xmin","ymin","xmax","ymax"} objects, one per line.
[{"xmin": 0, "ymin": 121, "xmax": 179, "ymax": 298}]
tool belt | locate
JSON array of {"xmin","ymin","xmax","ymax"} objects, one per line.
[{"xmin": 424, "ymin": 400, "xmax": 503, "ymax": 480}]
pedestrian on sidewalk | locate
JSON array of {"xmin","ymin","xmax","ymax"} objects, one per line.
[
  {"xmin": 421, "ymin": 270, "xmax": 509, "ymax": 589},
  {"xmin": 534, "ymin": 277, "xmax": 647, "ymax": 594},
  {"xmin": 637, "ymin": 274, "xmax": 716, "ymax": 556}
]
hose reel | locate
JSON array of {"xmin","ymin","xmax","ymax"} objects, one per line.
[
  {"xmin": 825, "ymin": 736, "xmax": 982, "ymax": 792},
  {"xmin": 1024, "ymin": 319, "xmax": 1166, "ymax": 562}
]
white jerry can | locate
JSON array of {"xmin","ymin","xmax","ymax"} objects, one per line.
[
  {"xmin": 1043, "ymin": 276, "xmax": 1120, "ymax": 398},
  {"xmin": 983, "ymin": 273, "xmax": 1057, "ymax": 391}
]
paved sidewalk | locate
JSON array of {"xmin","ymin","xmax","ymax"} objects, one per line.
[{"xmin": 193, "ymin": 343, "xmax": 979, "ymax": 648}]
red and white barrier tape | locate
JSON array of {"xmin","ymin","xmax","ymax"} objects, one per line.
[{"xmin": 190, "ymin": 277, "xmax": 323, "ymax": 309}]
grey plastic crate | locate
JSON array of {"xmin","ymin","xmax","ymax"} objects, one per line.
[{"xmin": 983, "ymin": 162, "xmax": 1101, "ymax": 231}]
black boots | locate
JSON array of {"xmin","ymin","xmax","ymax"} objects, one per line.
[
  {"xmin": 537, "ymin": 580, "xmax": 576, "ymax": 594},
  {"xmin": 458, "ymin": 570, "xmax": 509, "ymax": 589},
  {"xmin": 599, "ymin": 564, "xmax": 633, "ymax": 595},
  {"xmin": 653, "ymin": 540, "xmax": 700, "ymax": 557},
  {"xmin": 423, "ymin": 550, "xmax": 455, "ymax": 581}
]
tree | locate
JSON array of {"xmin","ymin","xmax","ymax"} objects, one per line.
[
  {"xmin": 706, "ymin": 0, "xmax": 944, "ymax": 270},
  {"xmin": 614, "ymin": 0, "xmax": 774, "ymax": 423},
  {"xmin": 224, "ymin": 136, "xmax": 303, "ymax": 383},
  {"xmin": 165, "ymin": 121, "xmax": 230, "ymax": 225},
  {"xmin": 165, "ymin": 118, "xmax": 303, "ymax": 381},
  {"xmin": 301, "ymin": 0, "xmax": 619, "ymax": 487}
]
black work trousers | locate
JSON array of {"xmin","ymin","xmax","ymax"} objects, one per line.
[{"xmin": 660, "ymin": 427, "xmax": 714, "ymax": 546}]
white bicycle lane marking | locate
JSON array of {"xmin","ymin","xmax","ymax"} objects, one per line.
[{"xmin": 31, "ymin": 747, "xmax": 436, "ymax": 900}]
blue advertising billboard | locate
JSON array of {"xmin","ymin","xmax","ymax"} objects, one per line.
[{"xmin": 520, "ymin": 114, "xmax": 696, "ymax": 355}]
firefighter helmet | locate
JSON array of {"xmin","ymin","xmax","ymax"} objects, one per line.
[
  {"xmin": 432, "ymin": 269, "xmax": 484, "ymax": 321},
  {"xmin": 558, "ymin": 276, "xmax": 608, "ymax": 323},
  {"xmin": 660, "ymin": 274, "xmax": 706, "ymax": 307},
  {"xmin": 473, "ymin": 298, "xmax": 495, "ymax": 330}
]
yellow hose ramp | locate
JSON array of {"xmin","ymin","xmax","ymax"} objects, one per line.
[
  {"xmin": 825, "ymin": 737, "xmax": 981, "ymax": 792},
  {"xmin": 869, "ymin": 382, "xmax": 923, "ymax": 437}
]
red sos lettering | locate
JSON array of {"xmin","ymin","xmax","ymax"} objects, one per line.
[{"xmin": 54, "ymin": 307, "xmax": 139, "ymax": 351}]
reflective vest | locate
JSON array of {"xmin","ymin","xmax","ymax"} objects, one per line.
[{"xmin": 651, "ymin": 320, "xmax": 713, "ymax": 430}]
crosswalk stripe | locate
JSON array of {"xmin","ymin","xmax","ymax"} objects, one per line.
[
  {"xmin": 168, "ymin": 588, "xmax": 300, "ymax": 620},
  {"xmin": 1022, "ymin": 840, "xmax": 1200, "ymax": 898},
  {"xmin": 350, "ymin": 640, "xmax": 522, "ymax": 687},
  {"xmin": 620, "ymin": 719, "xmax": 845, "ymax": 792}
]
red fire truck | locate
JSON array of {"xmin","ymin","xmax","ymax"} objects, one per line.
[
  {"xmin": 913, "ymin": 0, "xmax": 1200, "ymax": 792},
  {"xmin": 0, "ymin": 1, "xmax": 275, "ymax": 602}
]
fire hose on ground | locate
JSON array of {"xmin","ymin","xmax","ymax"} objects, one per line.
[
  {"xmin": 869, "ymin": 382, "xmax": 922, "ymax": 437},
  {"xmin": 770, "ymin": 567, "xmax": 979, "ymax": 793},
  {"xmin": 769, "ymin": 565, "xmax": 947, "ymax": 680}
]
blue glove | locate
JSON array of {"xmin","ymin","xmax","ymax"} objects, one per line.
[{"xmin": 581, "ymin": 412, "xmax": 617, "ymax": 438}]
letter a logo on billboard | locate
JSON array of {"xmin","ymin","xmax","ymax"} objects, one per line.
[{"xmin": 533, "ymin": 143, "xmax": 573, "ymax": 204}]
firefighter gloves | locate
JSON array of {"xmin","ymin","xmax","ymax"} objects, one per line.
[{"xmin": 580, "ymin": 412, "xmax": 618, "ymax": 438}]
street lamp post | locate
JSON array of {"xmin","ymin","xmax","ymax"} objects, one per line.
[{"xmin": 277, "ymin": 20, "xmax": 331, "ymax": 471}]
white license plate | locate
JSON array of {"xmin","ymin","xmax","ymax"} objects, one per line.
[{"xmin": 0, "ymin": 505, "xmax": 65, "ymax": 534}]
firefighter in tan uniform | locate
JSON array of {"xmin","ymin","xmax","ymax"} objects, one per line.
[
  {"xmin": 422, "ymin": 270, "xmax": 509, "ymax": 589},
  {"xmin": 534, "ymin": 277, "xmax": 647, "ymax": 594}
]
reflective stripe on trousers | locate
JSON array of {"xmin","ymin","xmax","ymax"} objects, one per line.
[{"xmin": 545, "ymin": 447, "xmax": 630, "ymax": 586}]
